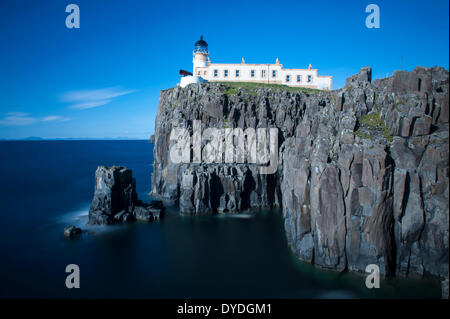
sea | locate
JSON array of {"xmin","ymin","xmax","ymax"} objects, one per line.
[{"xmin": 0, "ymin": 140, "xmax": 441, "ymax": 298}]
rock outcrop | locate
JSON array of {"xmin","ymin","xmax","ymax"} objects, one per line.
[
  {"xmin": 64, "ymin": 225, "xmax": 82, "ymax": 238},
  {"xmin": 89, "ymin": 166, "xmax": 164, "ymax": 225},
  {"xmin": 151, "ymin": 67, "xmax": 449, "ymax": 294},
  {"xmin": 443, "ymin": 279, "xmax": 449, "ymax": 299}
]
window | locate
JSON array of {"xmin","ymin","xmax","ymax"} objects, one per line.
[
  {"xmin": 235, "ymin": 69, "xmax": 240, "ymax": 77},
  {"xmin": 297, "ymin": 75, "xmax": 301, "ymax": 83},
  {"xmin": 308, "ymin": 75, "xmax": 312, "ymax": 82},
  {"xmin": 286, "ymin": 75, "xmax": 290, "ymax": 82},
  {"xmin": 251, "ymin": 70, "xmax": 255, "ymax": 77},
  {"xmin": 214, "ymin": 70, "xmax": 218, "ymax": 77},
  {"xmin": 261, "ymin": 70, "xmax": 266, "ymax": 78},
  {"xmin": 272, "ymin": 70, "xmax": 277, "ymax": 78},
  {"xmin": 204, "ymin": 71, "xmax": 207, "ymax": 76},
  {"xmin": 197, "ymin": 71, "xmax": 201, "ymax": 75},
  {"xmin": 224, "ymin": 70, "xmax": 229, "ymax": 77}
]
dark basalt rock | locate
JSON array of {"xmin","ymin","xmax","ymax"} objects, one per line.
[
  {"xmin": 150, "ymin": 200, "xmax": 164, "ymax": 209},
  {"xmin": 88, "ymin": 166, "xmax": 164, "ymax": 225},
  {"xmin": 133, "ymin": 204, "xmax": 165, "ymax": 221},
  {"xmin": 133, "ymin": 206, "xmax": 153, "ymax": 222},
  {"xmin": 442, "ymin": 279, "xmax": 449, "ymax": 299},
  {"xmin": 64, "ymin": 225, "xmax": 82, "ymax": 238},
  {"xmin": 114, "ymin": 210, "xmax": 135, "ymax": 223},
  {"xmin": 151, "ymin": 66, "xmax": 449, "ymax": 296}
]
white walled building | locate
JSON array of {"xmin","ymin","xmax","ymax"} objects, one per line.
[{"xmin": 180, "ymin": 36, "xmax": 332, "ymax": 90}]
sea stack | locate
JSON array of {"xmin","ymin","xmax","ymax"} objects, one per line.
[{"xmin": 89, "ymin": 166, "xmax": 164, "ymax": 225}]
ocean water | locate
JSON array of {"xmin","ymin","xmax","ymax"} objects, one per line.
[{"xmin": 0, "ymin": 140, "xmax": 441, "ymax": 298}]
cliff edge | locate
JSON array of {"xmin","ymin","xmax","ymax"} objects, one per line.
[{"xmin": 151, "ymin": 67, "xmax": 449, "ymax": 295}]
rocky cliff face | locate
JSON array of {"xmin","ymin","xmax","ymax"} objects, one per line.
[{"xmin": 151, "ymin": 67, "xmax": 449, "ymax": 293}]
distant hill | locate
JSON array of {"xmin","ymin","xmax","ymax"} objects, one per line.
[
  {"xmin": 23, "ymin": 136, "xmax": 44, "ymax": 140},
  {"xmin": 2, "ymin": 137, "xmax": 149, "ymax": 141}
]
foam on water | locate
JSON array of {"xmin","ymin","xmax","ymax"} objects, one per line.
[
  {"xmin": 48, "ymin": 204, "xmax": 90, "ymax": 227},
  {"xmin": 215, "ymin": 213, "xmax": 256, "ymax": 219},
  {"xmin": 48, "ymin": 204, "xmax": 125, "ymax": 234}
]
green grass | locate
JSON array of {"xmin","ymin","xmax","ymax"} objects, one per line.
[
  {"xmin": 223, "ymin": 87, "xmax": 238, "ymax": 97},
  {"xmin": 383, "ymin": 127, "xmax": 393, "ymax": 143},
  {"xmin": 354, "ymin": 130, "xmax": 372, "ymax": 140},
  {"xmin": 356, "ymin": 111, "xmax": 393, "ymax": 143},
  {"xmin": 359, "ymin": 112, "xmax": 382, "ymax": 129},
  {"xmin": 216, "ymin": 81, "xmax": 322, "ymax": 95}
]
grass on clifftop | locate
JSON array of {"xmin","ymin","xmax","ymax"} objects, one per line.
[{"xmin": 216, "ymin": 81, "xmax": 322, "ymax": 96}]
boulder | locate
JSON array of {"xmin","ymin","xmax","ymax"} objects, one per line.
[
  {"xmin": 64, "ymin": 225, "xmax": 82, "ymax": 238},
  {"xmin": 133, "ymin": 206, "xmax": 153, "ymax": 222}
]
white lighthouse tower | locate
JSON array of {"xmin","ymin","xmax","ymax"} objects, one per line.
[
  {"xmin": 179, "ymin": 36, "xmax": 209, "ymax": 88},
  {"xmin": 193, "ymin": 36, "xmax": 209, "ymax": 74}
]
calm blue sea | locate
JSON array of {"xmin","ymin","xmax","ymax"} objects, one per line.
[{"xmin": 0, "ymin": 141, "xmax": 441, "ymax": 298}]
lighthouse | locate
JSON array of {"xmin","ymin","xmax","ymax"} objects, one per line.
[
  {"xmin": 180, "ymin": 36, "xmax": 332, "ymax": 90},
  {"xmin": 193, "ymin": 36, "xmax": 209, "ymax": 73},
  {"xmin": 179, "ymin": 36, "xmax": 209, "ymax": 88}
]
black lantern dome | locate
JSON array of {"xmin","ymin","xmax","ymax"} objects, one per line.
[{"xmin": 194, "ymin": 36, "xmax": 208, "ymax": 54}]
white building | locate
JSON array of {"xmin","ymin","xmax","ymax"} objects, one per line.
[{"xmin": 180, "ymin": 36, "xmax": 332, "ymax": 90}]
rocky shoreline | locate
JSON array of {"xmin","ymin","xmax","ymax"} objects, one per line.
[{"xmin": 151, "ymin": 66, "xmax": 449, "ymax": 298}]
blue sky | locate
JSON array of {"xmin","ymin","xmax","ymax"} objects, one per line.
[{"xmin": 0, "ymin": 0, "xmax": 448, "ymax": 139}]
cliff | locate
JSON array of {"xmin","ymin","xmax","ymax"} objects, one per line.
[{"xmin": 151, "ymin": 67, "xmax": 449, "ymax": 295}]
